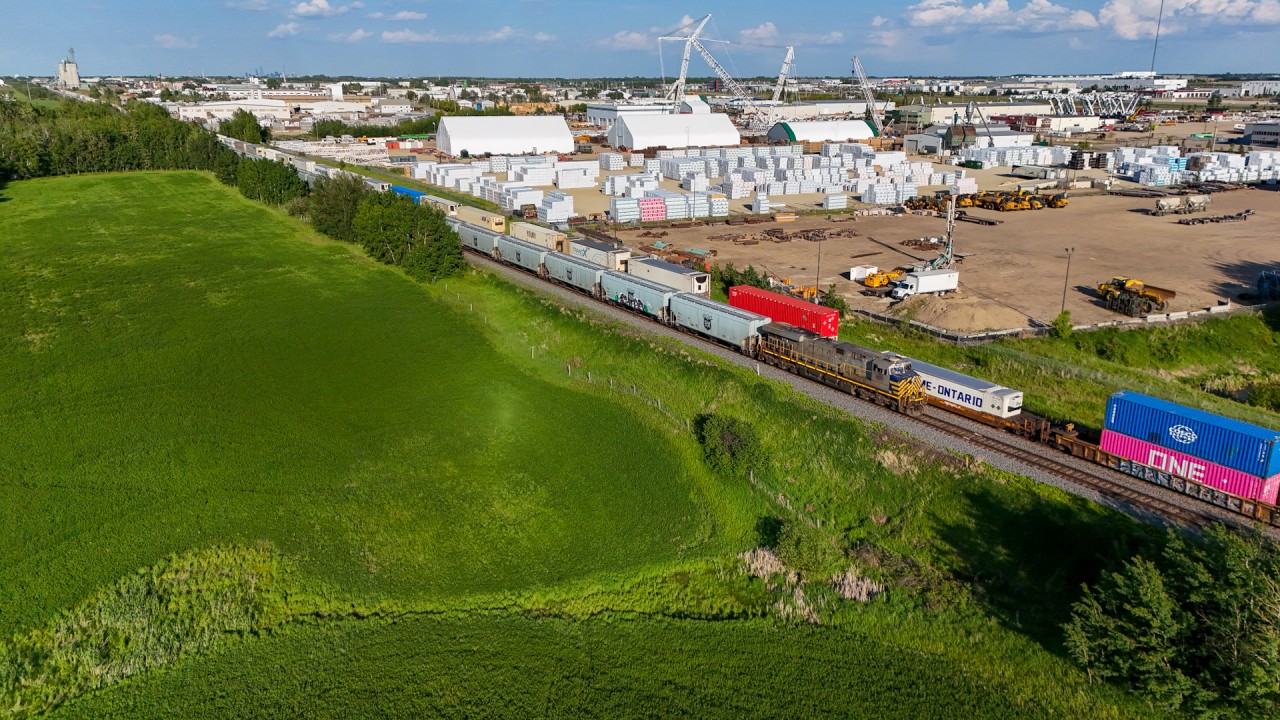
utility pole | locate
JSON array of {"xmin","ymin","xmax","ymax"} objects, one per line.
[{"xmin": 1061, "ymin": 247, "xmax": 1076, "ymax": 314}]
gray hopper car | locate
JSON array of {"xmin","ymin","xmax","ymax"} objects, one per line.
[
  {"xmin": 543, "ymin": 251, "xmax": 605, "ymax": 296},
  {"xmin": 669, "ymin": 292, "xmax": 770, "ymax": 354}
]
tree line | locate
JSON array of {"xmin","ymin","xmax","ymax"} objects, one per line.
[{"xmin": 0, "ymin": 99, "xmax": 464, "ymax": 284}]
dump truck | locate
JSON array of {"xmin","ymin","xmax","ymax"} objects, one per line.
[
  {"xmin": 1097, "ymin": 276, "xmax": 1177, "ymax": 317},
  {"xmin": 1152, "ymin": 194, "xmax": 1211, "ymax": 216}
]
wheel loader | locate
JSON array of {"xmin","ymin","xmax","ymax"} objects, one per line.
[{"xmin": 1096, "ymin": 276, "xmax": 1177, "ymax": 317}]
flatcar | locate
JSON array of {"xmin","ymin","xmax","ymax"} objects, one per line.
[{"xmin": 758, "ymin": 323, "xmax": 927, "ymax": 415}]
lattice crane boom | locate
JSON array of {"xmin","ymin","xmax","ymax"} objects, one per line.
[
  {"xmin": 771, "ymin": 46, "xmax": 794, "ymax": 103},
  {"xmin": 851, "ymin": 56, "xmax": 883, "ymax": 135}
]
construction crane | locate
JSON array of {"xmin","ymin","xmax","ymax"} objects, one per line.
[
  {"xmin": 662, "ymin": 15, "xmax": 710, "ymax": 108},
  {"xmin": 771, "ymin": 46, "xmax": 794, "ymax": 103},
  {"xmin": 659, "ymin": 14, "xmax": 773, "ymax": 131},
  {"xmin": 926, "ymin": 195, "xmax": 957, "ymax": 270},
  {"xmin": 850, "ymin": 56, "xmax": 883, "ymax": 135}
]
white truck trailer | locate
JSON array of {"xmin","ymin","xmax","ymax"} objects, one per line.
[{"xmin": 890, "ymin": 269, "xmax": 959, "ymax": 300}]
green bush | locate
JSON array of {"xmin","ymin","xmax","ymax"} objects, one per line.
[{"xmin": 697, "ymin": 414, "xmax": 766, "ymax": 477}]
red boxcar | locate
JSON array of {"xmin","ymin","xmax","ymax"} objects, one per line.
[{"xmin": 728, "ymin": 285, "xmax": 839, "ymax": 338}]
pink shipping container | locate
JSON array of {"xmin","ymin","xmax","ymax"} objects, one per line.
[{"xmin": 1101, "ymin": 430, "xmax": 1280, "ymax": 504}]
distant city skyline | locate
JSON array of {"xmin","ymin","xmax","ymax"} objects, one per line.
[{"xmin": 2, "ymin": 1, "xmax": 1279, "ymax": 78}]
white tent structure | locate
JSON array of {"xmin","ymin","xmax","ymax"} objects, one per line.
[
  {"xmin": 765, "ymin": 120, "xmax": 878, "ymax": 144},
  {"xmin": 608, "ymin": 114, "xmax": 740, "ymax": 151},
  {"xmin": 436, "ymin": 116, "xmax": 573, "ymax": 157}
]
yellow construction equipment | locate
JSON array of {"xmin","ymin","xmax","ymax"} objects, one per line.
[
  {"xmin": 862, "ymin": 268, "xmax": 905, "ymax": 288},
  {"xmin": 1047, "ymin": 194, "xmax": 1068, "ymax": 208},
  {"xmin": 1096, "ymin": 276, "xmax": 1177, "ymax": 317}
]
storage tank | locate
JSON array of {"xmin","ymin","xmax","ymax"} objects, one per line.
[
  {"xmin": 1104, "ymin": 391, "xmax": 1280, "ymax": 480},
  {"xmin": 729, "ymin": 286, "xmax": 839, "ymax": 338}
]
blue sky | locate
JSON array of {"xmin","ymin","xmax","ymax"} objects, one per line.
[{"xmin": 2, "ymin": 0, "xmax": 1278, "ymax": 78}]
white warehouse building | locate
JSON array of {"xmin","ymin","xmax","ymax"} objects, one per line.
[
  {"xmin": 608, "ymin": 114, "xmax": 741, "ymax": 151},
  {"xmin": 436, "ymin": 116, "xmax": 573, "ymax": 157},
  {"xmin": 766, "ymin": 119, "xmax": 878, "ymax": 144}
]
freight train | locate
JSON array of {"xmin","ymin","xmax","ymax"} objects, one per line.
[
  {"xmin": 447, "ymin": 216, "xmax": 929, "ymax": 415},
  {"xmin": 307, "ymin": 169, "xmax": 1280, "ymax": 527}
]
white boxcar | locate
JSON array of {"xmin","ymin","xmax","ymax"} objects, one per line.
[
  {"xmin": 495, "ymin": 235, "xmax": 548, "ymax": 274},
  {"xmin": 601, "ymin": 271, "xmax": 675, "ymax": 320},
  {"xmin": 627, "ymin": 257, "xmax": 709, "ymax": 295},
  {"xmin": 448, "ymin": 217, "xmax": 500, "ymax": 256},
  {"xmin": 905, "ymin": 358, "xmax": 1024, "ymax": 419},
  {"xmin": 543, "ymin": 251, "xmax": 604, "ymax": 295},
  {"xmin": 669, "ymin": 293, "xmax": 770, "ymax": 353}
]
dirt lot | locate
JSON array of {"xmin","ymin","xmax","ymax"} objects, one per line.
[{"xmin": 613, "ymin": 186, "xmax": 1280, "ymax": 333}]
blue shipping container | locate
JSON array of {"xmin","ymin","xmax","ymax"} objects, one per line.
[
  {"xmin": 390, "ymin": 185, "xmax": 426, "ymax": 203},
  {"xmin": 1105, "ymin": 391, "xmax": 1280, "ymax": 479}
]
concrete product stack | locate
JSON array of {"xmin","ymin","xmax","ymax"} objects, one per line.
[
  {"xmin": 600, "ymin": 173, "xmax": 659, "ymax": 197},
  {"xmin": 660, "ymin": 158, "xmax": 707, "ymax": 181},
  {"xmin": 626, "ymin": 153, "xmax": 644, "ymax": 167},
  {"xmin": 537, "ymin": 191, "xmax": 575, "ymax": 224},
  {"xmin": 682, "ymin": 174, "xmax": 709, "ymax": 192},
  {"xmin": 643, "ymin": 159, "xmax": 661, "ymax": 174},
  {"xmin": 471, "ymin": 160, "xmax": 492, "ymax": 173},
  {"xmin": 958, "ymin": 146, "xmax": 1072, "ymax": 169},
  {"xmin": 754, "ymin": 193, "xmax": 774, "ymax": 214},
  {"xmin": 951, "ymin": 177, "xmax": 980, "ymax": 194},
  {"xmin": 599, "ymin": 153, "xmax": 626, "ymax": 171},
  {"xmin": 511, "ymin": 164, "xmax": 556, "ymax": 187},
  {"xmin": 821, "ymin": 194, "xmax": 848, "ymax": 210},
  {"xmin": 610, "ymin": 197, "xmax": 641, "ymax": 223},
  {"xmin": 637, "ymin": 197, "xmax": 667, "ymax": 222},
  {"xmin": 686, "ymin": 192, "xmax": 711, "ymax": 218},
  {"xmin": 645, "ymin": 189, "xmax": 690, "ymax": 220},
  {"xmin": 715, "ymin": 173, "xmax": 754, "ymax": 200},
  {"xmin": 709, "ymin": 194, "xmax": 730, "ymax": 217},
  {"xmin": 861, "ymin": 184, "xmax": 900, "ymax": 205},
  {"xmin": 488, "ymin": 157, "xmax": 510, "ymax": 173},
  {"xmin": 499, "ymin": 186, "xmax": 543, "ymax": 212}
]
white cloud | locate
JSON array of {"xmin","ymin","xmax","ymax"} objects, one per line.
[
  {"xmin": 367, "ymin": 11, "xmax": 383, "ymax": 17},
  {"xmin": 154, "ymin": 33, "xmax": 198, "ymax": 49},
  {"xmin": 598, "ymin": 30, "xmax": 650, "ymax": 50},
  {"xmin": 871, "ymin": 15, "xmax": 888, "ymax": 27},
  {"xmin": 477, "ymin": 26, "xmax": 515, "ymax": 42},
  {"xmin": 651, "ymin": 15, "xmax": 698, "ymax": 34},
  {"xmin": 739, "ymin": 21, "xmax": 779, "ymax": 43},
  {"xmin": 907, "ymin": 0, "xmax": 1098, "ymax": 32},
  {"xmin": 290, "ymin": 0, "xmax": 351, "ymax": 17},
  {"xmin": 794, "ymin": 30, "xmax": 845, "ymax": 45},
  {"xmin": 1099, "ymin": 0, "xmax": 1280, "ymax": 40},
  {"xmin": 328, "ymin": 28, "xmax": 371, "ymax": 42},
  {"xmin": 390, "ymin": 10, "xmax": 426, "ymax": 20},
  {"xmin": 533, "ymin": 31, "xmax": 557, "ymax": 42},
  {"xmin": 267, "ymin": 22, "xmax": 299, "ymax": 37},
  {"xmin": 227, "ymin": 0, "xmax": 268, "ymax": 9},
  {"xmin": 382, "ymin": 28, "xmax": 440, "ymax": 42}
]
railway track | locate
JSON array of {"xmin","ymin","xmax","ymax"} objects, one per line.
[
  {"xmin": 464, "ymin": 250, "xmax": 1253, "ymax": 532},
  {"xmin": 912, "ymin": 411, "xmax": 1219, "ymax": 529}
]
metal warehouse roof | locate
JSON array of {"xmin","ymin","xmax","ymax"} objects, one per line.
[
  {"xmin": 607, "ymin": 113, "xmax": 741, "ymax": 151},
  {"xmin": 436, "ymin": 116, "xmax": 573, "ymax": 157}
]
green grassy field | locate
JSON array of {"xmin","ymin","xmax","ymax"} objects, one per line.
[
  {"xmin": 1, "ymin": 172, "xmax": 1160, "ymax": 717},
  {"xmin": 0, "ymin": 171, "xmax": 734, "ymax": 632}
]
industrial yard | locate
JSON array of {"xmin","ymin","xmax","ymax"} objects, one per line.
[{"xmin": 609, "ymin": 186, "xmax": 1279, "ymax": 332}]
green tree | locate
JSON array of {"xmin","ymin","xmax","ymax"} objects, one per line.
[
  {"xmin": 821, "ymin": 285, "xmax": 849, "ymax": 316},
  {"xmin": 1050, "ymin": 310, "xmax": 1073, "ymax": 339},
  {"xmin": 265, "ymin": 78, "xmax": 282, "ymax": 90},
  {"xmin": 304, "ymin": 172, "xmax": 369, "ymax": 243},
  {"xmin": 351, "ymin": 192, "xmax": 464, "ymax": 282},
  {"xmin": 218, "ymin": 109, "xmax": 270, "ymax": 144},
  {"xmin": 235, "ymin": 157, "xmax": 307, "ymax": 206}
]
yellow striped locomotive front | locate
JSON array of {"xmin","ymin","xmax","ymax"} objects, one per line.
[{"xmin": 758, "ymin": 323, "xmax": 928, "ymax": 415}]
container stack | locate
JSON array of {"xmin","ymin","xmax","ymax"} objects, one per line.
[{"xmin": 1100, "ymin": 391, "xmax": 1280, "ymax": 505}]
